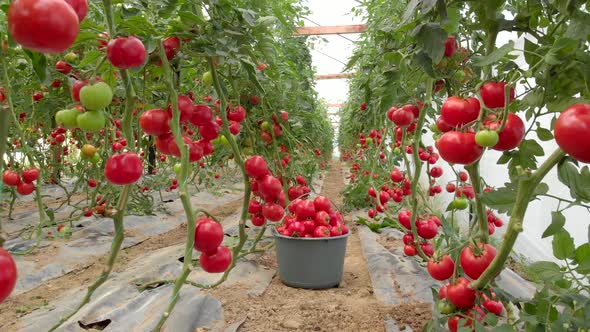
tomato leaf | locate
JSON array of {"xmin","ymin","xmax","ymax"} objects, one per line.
[
  {"xmin": 557, "ymin": 160, "xmax": 590, "ymax": 202},
  {"xmin": 552, "ymin": 229, "xmax": 575, "ymax": 260},
  {"xmin": 536, "ymin": 127, "xmax": 553, "ymax": 141},
  {"xmin": 527, "ymin": 261, "xmax": 563, "ymax": 282},
  {"xmin": 509, "ymin": 139, "xmax": 544, "ymax": 172},
  {"xmin": 480, "ymin": 184, "xmax": 517, "ymax": 215},
  {"xmin": 472, "ymin": 41, "xmax": 514, "ymax": 67},
  {"xmin": 413, "ymin": 51, "xmax": 435, "ymax": 77},
  {"xmin": 542, "ymin": 211, "xmax": 566, "ymax": 238},
  {"xmin": 401, "ymin": 0, "xmax": 421, "ymax": 24},
  {"xmin": 415, "ymin": 23, "xmax": 448, "ymax": 64},
  {"xmin": 23, "ymin": 50, "xmax": 47, "ymax": 82},
  {"xmin": 574, "ymin": 243, "xmax": 590, "ymax": 274},
  {"xmin": 565, "ymin": 11, "xmax": 590, "ymax": 41}
]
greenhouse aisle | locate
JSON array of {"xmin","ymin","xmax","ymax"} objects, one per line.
[{"xmin": 207, "ymin": 160, "xmax": 393, "ymax": 331}]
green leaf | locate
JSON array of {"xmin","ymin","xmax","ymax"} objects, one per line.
[
  {"xmin": 527, "ymin": 261, "xmax": 563, "ymax": 282},
  {"xmin": 542, "ymin": 211, "xmax": 565, "ymax": 238},
  {"xmin": 415, "ymin": 23, "xmax": 448, "ymax": 64},
  {"xmin": 545, "ymin": 37, "xmax": 579, "ymax": 65},
  {"xmin": 23, "ymin": 50, "xmax": 47, "ymax": 82},
  {"xmin": 481, "ymin": 184, "xmax": 517, "ymax": 215},
  {"xmin": 536, "ymin": 127, "xmax": 553, "ymax": 141},
  {"xmin": 401, "ymin": 0, "xmax": 421, "ymax": 24},
  {"xmin": 552, "ymin": 229, "xmax": 575, "ymax": 260},
  {"xmin": 413, "ymin": 51, "xmax": 435, "ymax": 77},
  {"xmin": 472, "ymin": 41, "xmax": 515, "ymax": 67},
  {"xmin": 510, "ymin": 139, "xmax": 545, "ymax": 171},
  {"xmin": 557, "ymin": 161, "xmax": 590, "ymax": 202},
  {"xmin": 574, "ymin": 243, "xmax": 590, "ymax": 274},
  {"xmin": 565, "ymin": 12, "xmax": 590, "ymax": 40},
  {"xmin": 78, "ymin": 50, "xmax": 104, "ymax": 68}
]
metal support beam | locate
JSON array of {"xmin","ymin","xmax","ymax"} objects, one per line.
[
  {"xmin": 295, "ymin": 24, "xmax": 367, "ymax": 36},
  {"xmin": 315, "ymin": 73, "xmax": 354, "ymax": 80}
]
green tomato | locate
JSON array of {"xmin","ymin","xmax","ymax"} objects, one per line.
[
  {"xmin": 437, "ymin": 301, "xmax": 455, "ymax": 314},
  {"xmin": 64, "ymin": 52, "xmax": 78, "ymax": 63},
  {"xmin": 454, "ymin": 70, "xmax": 466, "ymax": 82},
  {"xmin": 243, "ymin": 137, "xmax": 253, "ymax": 147},
  {"xmin": 202, "ymin": 71, "xmax": 213, "ymax": 86},
  {"xmin": 260, "ymin": 121, "xmax": 271, "ymax": 132},
  {"xmin": 393, "ymin": 147, "xmax": 401, "ymax": 154},
  {"xmin": 452, "ymin": 198, "xmax": 469, "ymax": 210},
  {"xmin": 80, "ymin": 82, "xmax": 113, "ymax": 110},
  {"xmin": 366, "ymin": 137, "xmax": 373, "ymax": 145},
  {"xmin": 89, "ymin": 153, "xmax": 101, "ymax": 165},
  {"xmin": 173, "ymin": 163, "xmax": 182, "ymax": 176},
  {"xmin": 55, "ymin": 108, "xmax": 80, "ymax": 129},
  {"xmin": 77, "ymin": 110, "xmax": 106, "ymax": 133},
  {"xmin": 475, "ymin": 130, "xmax": 499, "ymax": 147},
  {"xmin": 429, "ymin": 123, "xmax": 439, "ymax": 133}
]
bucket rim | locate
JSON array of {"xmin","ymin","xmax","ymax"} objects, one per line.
[{"xmin": 271, "ymin": 226, "xmax": 351, "ymax": 241}]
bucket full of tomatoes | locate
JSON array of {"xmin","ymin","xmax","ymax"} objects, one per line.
[{"xmin": 273, "ymin": 196, "xmax": 350, "ymax": 289}]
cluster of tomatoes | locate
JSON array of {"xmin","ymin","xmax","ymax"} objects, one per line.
[
  {"xmin": 245, "ymin": 155, "xmax": 286, "ymax": 224},
  {"xmin": 428, "ymin": 242, "xmax": 502, "ymax": 331},
  {"xmin": 2, "ymin": 168, "xmax": 40, "ymax": 196},
  {"xmin": 259, "ymin": 111, "xmax": 288, "ymax": 145},
  {"xmin": 193, "ymin": 216, "xmax": 232, "ymax": 273},
  {"xmin": 435, "ymin": 81, "xmax": 524, "ymax": 166},
  {"xmin": 276, "ymin": 195, "xmax": 348, "ymax": 238},
  {"xmin": 398, "ymin": 211, "xmax": 439, "ymax": 256}
]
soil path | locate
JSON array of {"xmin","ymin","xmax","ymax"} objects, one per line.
[{"xmin": 209, "ymin": 160, "xmax": 392, "ymax": 332}]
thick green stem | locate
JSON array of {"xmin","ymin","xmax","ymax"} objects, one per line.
[
  {"xmin": 483, "ymin": 28, "xmax": 498, "ymax": 81},
  {"xmin": 408, "ymin": 77, "xmax": 435, "ymax": 260},
  {"xmin": 465, "ymin": 162, "xmax": 489, "ymax": 243},
  {"xmin": 0, "ymin": 104, "xmax": 9, "ymax": 246},
  {"xmin": 152, "ymin": 41, "xmax": 197, "ymax": 332},
  {"xmin": 48, "ymin": 185, "xmax": 131, "ymax": 332},
  {"xmin": 470, "ymin": 149, "xmax": 566, "ymax": 289}
]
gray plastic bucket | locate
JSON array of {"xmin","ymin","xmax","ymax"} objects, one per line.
[{"xmin": 273, "ymin": 228, "xmax": 350, "ymax": 289}]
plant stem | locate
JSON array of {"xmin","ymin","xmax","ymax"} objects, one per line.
[
  {"xmin": 408, "ymin": 77, "xmax": 435, "ymax": 260},
  {"xmin": 151, "ymin": 41, "xmax": 197, "ymax": 332},
  {"xmin": 465, "ymin": 161, "xmax": 488, "ymax": 243},
  {"xmin": 470, "ymin": 148, "xmax": 566, "ymax": 289},
  {"xmin": 49, "ymin": 184, "xmax": 131, "ymax": 332}
]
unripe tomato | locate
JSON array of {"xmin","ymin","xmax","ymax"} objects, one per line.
[{"xmin": 475, "ymin": 130, "xmax": 499, "ymax": 147}]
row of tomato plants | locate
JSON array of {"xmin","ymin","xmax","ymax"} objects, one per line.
[
  {"xmin": 340, "ymin": 0, "xmax": 589, "ymax": 331},
  {"xmin": 0, "ymin": 0, "xmax": 334, "ymax": 330}
]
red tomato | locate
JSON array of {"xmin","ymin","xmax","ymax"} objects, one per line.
[
  {"xmin": 227, "ymin": 105, "xmax": 247, "ymax": 122},
  {"xmin": 8, "ymin": 0, "xmax": 79, "ymax": 53},
  {"xmin": 190, "ymin": 104, "xmax": 213, "ymax": 126},
  {"xmin": 390, "ymin": 168, "xmax": 404, "ymax": 182},
  {"xmin": 436, "ymin": 117, "xmax": 453, "ymax": 133},
  {"xmin": 459, "ymin": 171, "xmax": 469, "ymax": 182},
  {"xmin": 446, "ymin": 183, "xmax": 456, "ymax": 192},
  {"xmin": 430, "ymin": 166, "xmax": 443, "ymax": 178},
  {"xmin": 416, "ymin": 219, "xmax": 438, "ymax": 239},
  {"xmin": 2, "ymin": 170, "xmax": 20, "ymax": 186},
  {"xmin": 0, "ymin": 248, "xmax": 17, "ymax": 304},
  {"xmin": 194, "ymin": 217, "xmax": 224, "ymax": 254},
  {"xmin": 21, "ymin": 168, "xmax": 40, "ymax": 183},
  {"xmin": 55, "ymin": 60, "xmax": 72, "ymax": 74},
  {"xmin": 402, "ymin": 233, "xmax": 414, "ymax": 245},
  {"xmin": 248, "ymin": 200, "xmax": 262, "ymax": 214},
  {"xmin": 444, "ymin": 36, "xmax": 457, "ymax": 57},
  {"xmin": 71, "ymin": 80, "xmax": 89, "ymax": 102},
  {"xmin": 398, "ymin": 209, "xmax": 412, "ymax": 230},
  {"xmin": 482, "ymin": 298, "xmax": 504, "ymax": 315},
  {"xmin": 313, "ymin": 196, "xmax": 331, "ymax": 212},
  {"xmin": 460, "ymin": 243, "xmax": 497, "ymax": 280},
  {"xmin": 403, "ymin": 244, "xmax": 417, "ymax": 256},
  {"xmin": 330, "ymin": 225, "xmax": 343, "ymax": 236},
  {"xmin": 107, "ymin": 36, "xmax": 147, "ymax": 69},
  {"xmin": 104, "ymin": 152, "xmax": 143, "ymax": 185},
  {"xmin": 139, "ymin": 109, "xmax": 171, "ymax": 136},
  {"xmin": 389, "ymin": 107, "xmax": 415, "ymax": 127},
  {"xmin": 163, "ymin": 36, "xmax": 181, "ymax": 60},
  {"xmin": 198, "ymin": 122, "xmax": 220, "ymax": 141},
  {"xmin": 286, "ymin": 221, "xmax": 305, "ymax": 237},
  {"xmin": 313, "ymin": 225, "xmax": 330, "ymax": 238},
  {"xmin": 262, "ymin": 203, "xmax": 284, "ymax": 222},
  {"xmin": 315, "ymin": 210, "xmax": 330, "ymax": 227},
  {"xmin": 17, "ymin": 182, "xmax": 35, "ymax": 195},
  {"xmin": 87, "ymin": 179, "xmax": 97, "ymax": 187},
  {"xmin": 155, "ymin": 133, "xmax": 175, "ymax": 155},
  {"xmin": 199, "ymin": 246, "xmax": 232, "ymax": 273},
  {"xmin": 480, "ymin": 82, "xmax": 515, "ymax": 109},
  {"xmin": 437, "ymin": 131, "xmax": 484, "ymax": 165},
  {"xmin": 64, "ymin": 0, "xmax": 88, "ymax": 21},
  {"xmin": 177, "ymin": 95, "xmax": 194, "ymax": 123},
  {"xmin": 244, "ymin": 155, "xmax": 269, "ymax": 180},
  {"xmin": 258, "ymin": 175, "xmax": 282, "ymax": 202},
  {"xmin": 447, "ymin": 277, "xmax": 476, "ymax": 309},
  {"xmin": 483, "ymin": 113, "xmax": 525, "ymax": 151},
  {"xmin": 296, "ymin": 200, "xmax": 316, "ymax": 220},
  {"xmin": 420, "ymin": 242, "xmax": 435, "ymax": 257},
  {"xmin": 440, "ymin": 96, "xmax": 480, "ymax": 127},
  {"xmin": 427, "ymin": 255, "xmax": 454, "ymax": 281},
  {"xmin": 251, "ymin": 214, "xmax": 265, "ymax": 226},
  {"xmin": 554, "ymin": 103, "xmax": 590, "ymax": 163}
]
